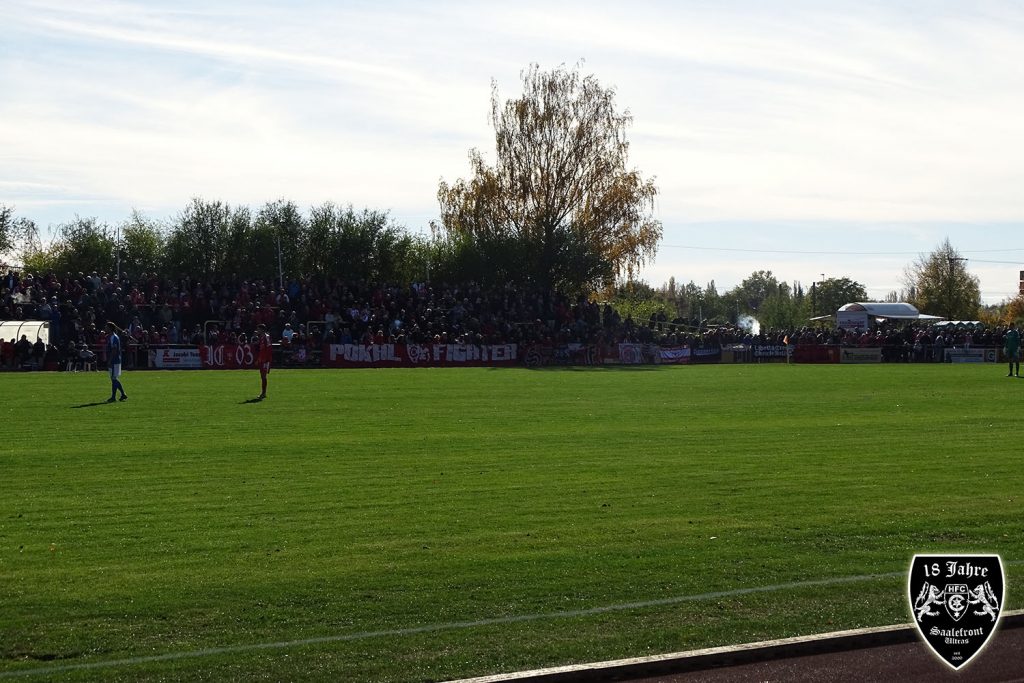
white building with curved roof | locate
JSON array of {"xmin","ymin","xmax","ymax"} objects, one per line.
[{"xmin": 834, "ymin": 302, "xmax": 944, "ymax": 331}]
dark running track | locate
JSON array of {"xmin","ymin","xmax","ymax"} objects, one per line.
[
  {"xmin": 453, "ymin": 613, "xmax": 1024, "ymax": 683},
  {"xmin": 632, "ymin": 626, "xmax": 1024, "ymax": 682}
]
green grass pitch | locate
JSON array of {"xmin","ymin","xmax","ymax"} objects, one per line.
[{"xmin": 1, "ymin": 364, "xmax": 1022, "ymax": 681}]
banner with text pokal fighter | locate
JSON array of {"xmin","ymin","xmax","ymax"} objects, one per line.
[
  {"xmin": 323, "ymin": 343, "xmax": 518, "ymax": 368},
  {"xmin": 908, "ymin": 554, "xmax": 1004, "ymax": 671}
]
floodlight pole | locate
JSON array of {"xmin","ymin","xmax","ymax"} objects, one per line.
[{"xmin": 277, "ymin": 236, "xmax": 284, "ymax": 290}]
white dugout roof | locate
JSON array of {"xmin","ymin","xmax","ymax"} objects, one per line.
[{"xmin": 0, "ymin": 320, "xmax": 50, "ymax": 346}]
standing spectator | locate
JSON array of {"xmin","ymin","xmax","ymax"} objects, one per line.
[
  {"xmin": 255, "ymin": 323, "xmax": 272, "ymax": 400},
  {"xmin": 1004, "ymin": 322, "xmax": 1020, "ymax": 377},
  {"xmin": 14, "ymin": 335, "xmax": 32, "ymax": 367},
  {"xmin": 63, "ymin": 340, "xmax": 77, "ymax": 371},
  {"xmin": 105, "ymin": 322, "xmax": 128, "ymax": 403},
  {"xmin": 31, "ymin": 337, "xmax": 46, "ymax": 368},
  {"xmin": 932, "ymin": 333, "xmax": 945, "ymax": 363}
]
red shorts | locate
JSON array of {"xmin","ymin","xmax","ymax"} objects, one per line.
[{"xmin": 260, "ymin": 361, "xmax": 271, "ymax": 374}]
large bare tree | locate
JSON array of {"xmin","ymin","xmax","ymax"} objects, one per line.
[{"xmin": 437, "ymin": 64, "xmax": 662, "ymax": 292}]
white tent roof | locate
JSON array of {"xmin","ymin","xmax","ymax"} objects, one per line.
[
  {"xmin": 837, "ymin": 302, "xmax": 944, "ymax": 321},
  {"xmin": 0, "ymin": 320, "xmax": 50, "ymax": 346}
]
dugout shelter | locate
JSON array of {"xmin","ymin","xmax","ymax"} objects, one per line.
[
  {"xmin": 0, "ymin": 320, "xmax": 50, "ymax": 346},
  {"xmin": 832, "ymin": 302, "xmax": 944, "ymax": 331}
]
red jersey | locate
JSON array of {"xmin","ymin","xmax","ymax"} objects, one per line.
[{"xmin": 257, "ymin": 332, "xmax": 273, "ymax": 364}]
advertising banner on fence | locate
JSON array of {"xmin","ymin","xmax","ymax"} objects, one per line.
[
  {"xmin": 553, "ymin": 344, "xmax": 599, "ymax": 366},
  {"xmin": 659, "ymin": 346, "xmax": 691, "ymax": 365},
  {"xmin": 794, "ymin": 344, "xmax": 839, "ymax": 364},
  {"xmin": 721, "ymin": 344, "xmax": 751, "ymax": 364},
  {"xmin": 691, "ymin": 347, "xmax": 723, "ymax": 364},
  {"xmin": 616, "ymin": 343, "xmax": 643, "ymax": 364},
  {"xmin": 946, "ymin": 348, "xmax": 994, "ymax": 363},
  {"xmin": 200, "ymin": 344, "xmax": 259, "ymax": 369},
  {"xmin": 524, "ymin": 344, "xmax": 601, "ymax": 367},
  {"xmin": 150, "ymin": 347, "xmax": 202, "ymax": 369},
  {"xmin": 614, "ymin": 343, "xmax": 660, "ymax": 364},
  {"xmin": 753, "ymin": 344, "xmax": 789, "ymax": 360},
  {"xmin": 839, "ymin": 347, "xmax": 883, "ymax": 364},
  {"xmin": 323, "ymin": 343, "xmax": 518, "ymax": 368}
]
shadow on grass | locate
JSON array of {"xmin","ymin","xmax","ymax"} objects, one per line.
[
  {"xmin": 70, "ymin": 401, "xmax": 115, "ymax": 409},
  {"xmin": 240, "ymin": 397, "xmax": 265, "ymax": 404},
  {"xmin": 491, "ymin": 364, "xmax": 664, "ymax": 372}
]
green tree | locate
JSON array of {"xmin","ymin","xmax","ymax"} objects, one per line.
[
  {"xmin": 438, "ymin": 63, "xmax": 662, "ymax": 293},
  {"xmin": 164, "ymin": 198, "xmax": 233, "ymax": 277},
  {"xmin": 758, "ymin": 291, "xmax": 807, "ymax": 330},
  {"xmin": 1, "ymin": 205, "xmax": 41, "ymax": 267},
  {"xmin": 812, "ymin": 277, "xmax": 868, "ymax": 316},
  {"xmin": 45, "ymin": 216, "xmax": 116, "ymax": 275},
  {"xmin": 903, "ymin": 239, "xmax": 980, "ymax": 319},
  {"xmin": 700, "ymin": 281, "xmax": 727, "ymax": 324},
  {"xmin": 0, "ymin": 204, "xmax": 14, "ymax": 256},
  {"xmin": 609, "ymin": 280, "xmax": 674, "ymax": 326},
  {"xmin": 678, "ymin": 281, "xmax": 703, "ymax": 324},
  {"xmin": 118, "ymin": 210, "xmax": 165, "ymax": 278},
  {"xmin": 219, "ymin": 206, "xmax": 257, "ymax": 277},
  {"xmin": 255, "ymin": 199, "xmax": 306, "ymax": 284},
  {"xmin": 305, "ymin": 203, "xmax": 414, "ymax": 283},
  {"xmin": 727, "ymin": 270, "xmax": 783, "ymax": 314}
]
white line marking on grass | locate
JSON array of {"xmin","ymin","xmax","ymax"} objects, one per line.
[{"xmin": 0, "ymin": 568, "xmax": 974, "ymax": 679}]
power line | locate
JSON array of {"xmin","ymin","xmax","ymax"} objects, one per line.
[{"xmin": 660, "ymin": 244, "xmax": 1024, "ymax": 257}]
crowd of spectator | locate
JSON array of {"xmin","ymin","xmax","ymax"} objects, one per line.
[
  {"xmin": 1, "ymin": 268, "xmax": 1018, "ymax": 369},
  {"xmin": 740, "ymin": 324, "xmax": 1000, "ymax": 362}
]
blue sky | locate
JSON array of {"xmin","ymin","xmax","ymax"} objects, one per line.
[{"xmin": 3, "ymin": 0, "xmax": 1024, "ymax": 302}]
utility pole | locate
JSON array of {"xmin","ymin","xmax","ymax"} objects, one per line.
[{"xmin": 947, "ymin": 255, "xmax": 967, "ymax": 320}]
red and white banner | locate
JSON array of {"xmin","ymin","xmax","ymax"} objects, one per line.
[
  {"xmin": 616, "ymin": 343, "xmax": 643, "ymax": 364},
  {"xmin": 613, "ymin": 343, "xmax": 662, "ymax": 365},
  {"xmin": 150, "ymin": 347, "xmax": 202, "ymax": 369},
  {"xmin": 323, "ymin": 343, "xmax": 518, "ymax": 368},
  {"xmin": 200, "ymin": 344, "xmax": 259, "ymax": 369}
]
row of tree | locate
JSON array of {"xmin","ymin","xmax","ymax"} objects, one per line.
[
  {"xmin": 0, "ymin": 199, "xmax": 999, "ymax": 326},
  {"xmin": 609, "ymin": 271, "xmax": 870, "ymax": 331},
  {"xmin": 4, "ymin": 200, "xmax": 423, "ymax": 285},
  {"xmin": 4, "ymin": 198, "xmax": 652, "ymax": 291},
  {"xmin": 628, "ymin": 239, "xmax": 987, "ymax": 330},
  {"xmin": 0, "ymin": 63, "xmax": 998, "ymax": 323}
]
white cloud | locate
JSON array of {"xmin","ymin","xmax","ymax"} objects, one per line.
[{"xmin": 3, "ymin": 0, "xmax": 1024, "ymax": 301}]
